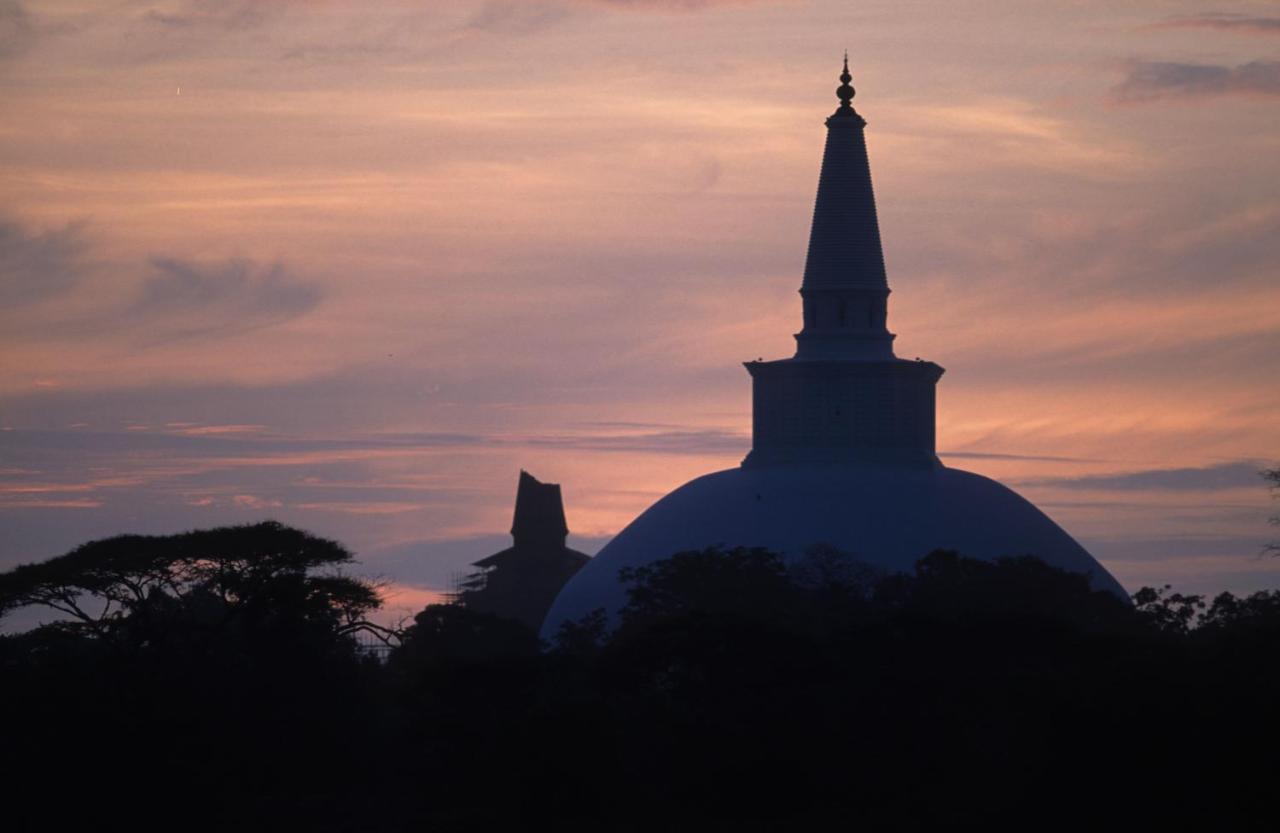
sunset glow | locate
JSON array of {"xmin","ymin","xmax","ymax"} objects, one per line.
[{"xmin": 2, "ymin": 0, "xmax": 1278, "ymax": 604}]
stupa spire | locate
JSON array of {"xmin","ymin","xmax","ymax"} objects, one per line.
[
  {"xmin": 795, "ymin": 56, "xmax": 893, "ymax": 360},
  {"xmin": 836, "ymin": 51, "xmax": 856, "ymax": 113}
]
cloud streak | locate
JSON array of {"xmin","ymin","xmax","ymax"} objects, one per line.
[
  {"xmin": 586, "ymin": 0, "xmax": 768, "ymax": 8},
  {"xmin": 0, "ymin": 0, "xmax": 33, "ymax": 61},
  {"xmin": 463, "ymin": 0, "xmax": 775, "ymax": 33},
  {"xmin": 1, "ymin": 249, "xmax": 324, "ymax": 348},
  {"xmin": 130, "ymin": 258, "xmax": 321, "ymax": 342},
  {"xmin": 142, "ymin": 2, "xmax": 270, "ymax": 32},
  {"xmin": 1020, "ymin": 461, "xmax": 1268, "ymax": 492},
  {"xmin": 940, "ymin": 451, "xmax": 1097, "ymax": 464},
  {"xmin": 0, "ymin": 425, "xmax": 748, "ymax": 466},
  {"xmin": 463, "ymin": 1, "xmax": 575, "ymax": 34},
  {"xmin": 1152, "ymin": 14, "xmax": 1280, "ymax": 36},
  {"xmin": 0, "ymin": 217, "xmax": 87, "ymax": 306},
  {"xmin": 1113, "ymin": 60, "xmax": 1280, "ymax": 102}
]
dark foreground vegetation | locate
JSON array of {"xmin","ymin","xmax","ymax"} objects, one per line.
[{"xmin": 3, "ymin": 522, "xmax": 1280, "ymax": 831}]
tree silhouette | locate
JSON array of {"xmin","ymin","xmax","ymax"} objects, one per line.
[
  {"xmin": 1132, "ymin": 584, "xmax": 1206, "ymax": 634},
  {"xmin": 617, "ymin": 545, "xmax": 795, "ymax": 627},
  {"xmin": 1, "ymin": 522, "xmax": 392, "ymax": 832},
  {"xmin": 1200, "ymin": 587, "xmax": 1280, "ymax": 634},
  {"xmin": 392, "ymin": 602, "xmax": 538, "ymax": 665},
  {"xmin": 3, "ymin": 531, "xmax": 1279, "ymax": 830},
  {"xmin": 0, "ymin": 520, "xmax": 387, "ymax": 653}
]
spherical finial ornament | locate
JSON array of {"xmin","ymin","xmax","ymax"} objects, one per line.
[{"xmin": 837, "ymin": 53, "xmax": 856, "ymax": 108}]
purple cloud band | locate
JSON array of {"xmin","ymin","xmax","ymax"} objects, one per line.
[
  {"xmin": 1113, "ymin": 60, "xmax": 1280, "ymax": 102},
  {"xmin": 1153, "ymin": 14, "xmax": 1280, "ymax": 36}
]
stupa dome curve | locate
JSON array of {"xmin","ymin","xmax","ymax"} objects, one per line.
[{"xmin": 541, "ymin": 463, "xmax": 1125, "ymax": 638}]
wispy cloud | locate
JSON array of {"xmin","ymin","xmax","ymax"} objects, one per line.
[
  {"xmin": 129, "ymin": 257, "xmax": 321, "ymax": 342},
  {"xmin": 1, "ymin": 498, "xmax": 102, "ymax": 509},
  {"xmin": 142, "ymin": 2, "xmax": 271, "ymax": 33},
  {"xmin": 1020, "ymin": 461, "xmax": 1269, "ymax": 492},
  {"xmin": 463, "ymin": 1, "xmax": 575, "ymax": 34},
  {"xmin": 0, "ymin": 428, "xmax": 487, "ymax": 459},
  {"xmin": 0, "ymin": 425, "xmax": 745, "ymax": 466},
  {"xmin": 292, "ymin": 501, "xmax": 424, "ymax": 515},
  {"xmin": 168, "ymin": 424, "xmax": 266, "ymax": 436},
  {"xmin": 2, "ymin": 252, "xmax": 324, "ymax": 347},
  {"xmin": 1152, "ymin": 13, "xmax": 1280, "ymax": 36},
  {"xmin": 518, "ymin": 428, "xmax": 748, "ymax": 455},
  {"xmin": 940, "ymin": 450, "xmax": 1097, "ymax": 464},
  {"xmin": 586, "ymin": 0, "xmax": 770, "ymax": 9},
  {"xmin": 0, "ymin": 0, "xmax": 33, "ymax": 61},
  {"xmin": 0, "ymin": 217, "xmax": 88, "ymax": 306},
  {"xmin": 464, "ymin": 0, "xmax": 774, "ymax": 33},
  {"xmin": 1112, "ymin": 60, "xmax": 1280, "ymax": 102}
]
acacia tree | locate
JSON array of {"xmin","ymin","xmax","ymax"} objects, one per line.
[{"xmin": 0, "ymin": 520, "xmax": 393, "ymax": 650}]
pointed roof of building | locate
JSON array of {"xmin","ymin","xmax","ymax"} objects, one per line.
[
  {"xmin": 801, "ymin": 56, "xmax": 888, "ymax": 291},
  {"xmin": 509, "ymin": 470, "xmax": 569, "ymax": 546},
  {"xmin": 473, "ymin": 470, "xmax": 586, "ymax": 569}
]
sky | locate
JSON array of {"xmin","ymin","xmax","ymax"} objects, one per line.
[{"xmin": 2, "ymin": 0, "xmax": 1279, "ymax": 624}]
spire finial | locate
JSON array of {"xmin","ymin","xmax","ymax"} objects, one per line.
[{"xmin": 836, "ymin": 53, "xmax": 855, "ymax": 112}]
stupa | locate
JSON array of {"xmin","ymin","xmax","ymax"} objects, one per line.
[{"xmin": 541, "ymin": 59, "xmax": 1126, "ymax": 638}]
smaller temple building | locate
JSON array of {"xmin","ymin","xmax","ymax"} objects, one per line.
[{"xmin": 454, "ymin": 471, "xmax": 591, "ymax": 631}]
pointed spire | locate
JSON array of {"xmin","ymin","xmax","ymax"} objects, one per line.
[{"xmin": 795, "ymin": 57, "xmax": 894, "ymax": 360}]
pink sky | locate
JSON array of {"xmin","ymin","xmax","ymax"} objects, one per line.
[{"xmin": 2, "ymin": 0, "xmax": 1279, "ymax": 621}]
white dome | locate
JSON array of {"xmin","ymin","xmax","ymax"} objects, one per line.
[{"xmin": 541, "ymin": 463, "xmax": 1126, "ymax": 639}]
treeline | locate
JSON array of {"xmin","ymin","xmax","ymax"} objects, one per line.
[{"xmin": 2, "ymin": 523, "xmax": 1279, "ymax": 831}]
